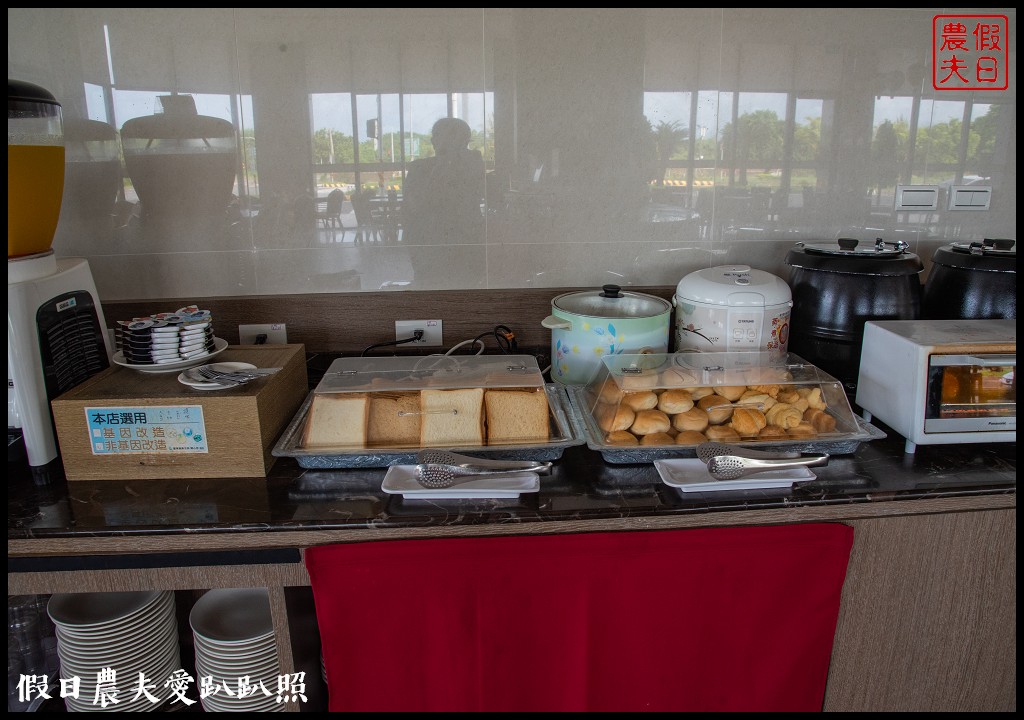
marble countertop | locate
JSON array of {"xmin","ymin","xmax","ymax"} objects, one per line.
[{"xmin": 8, "ymin": 417, "xmax": 1016, "ymax": 544}]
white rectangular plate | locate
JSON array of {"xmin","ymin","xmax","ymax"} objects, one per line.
[
  {"xmin": 381, "ymin": 465, "xmax": 540, "ymax": 499},
  {"xmin": 655, "ymin": 457, "xmax": 816, "ymax": 492}
]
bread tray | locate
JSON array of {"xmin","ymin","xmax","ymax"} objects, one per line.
[
  {"xmin": 564, "ymin": 385, "xmax": 886, "ymax": 465},
  {"xmin": 272, "ymin": 384, "xmax": 583, "ymax": 469}
]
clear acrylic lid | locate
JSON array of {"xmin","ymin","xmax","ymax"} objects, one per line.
[
  {"xmin": 583, "ymin": 350, "xmax": 861, "ymax": 439},
  {"xmin": 315, "ymin": 354, "xmax": 545, "ymax": 394}
]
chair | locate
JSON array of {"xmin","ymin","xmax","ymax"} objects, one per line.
[
  {"xmin": 347, "ymin": 190, "xmax": 381, "ymax": 243},
  {"xmin": 316, "ymin": 189, "xmax": 345, "ymax": 234}
]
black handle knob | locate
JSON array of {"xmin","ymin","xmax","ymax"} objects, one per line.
[
  {"xmin": 837, "ymin": 238, "xmax": 858, "ymax": 250},
  {"xmin": 600, "ymin": 284, "xmax": 623, "ymax": 298}
]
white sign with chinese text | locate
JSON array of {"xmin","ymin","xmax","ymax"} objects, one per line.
[{"xmin": 84, "ymin": 406, "xmax": 209, "ymax": 455}]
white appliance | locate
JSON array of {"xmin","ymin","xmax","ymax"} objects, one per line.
[
  {"xmin": 673, "ymin": 265, "xmax": 792, "ymax": 353},
  {"xmin": 8, "ymin": 251, "xmax": 112, "ymax": 470},
  {"xmin": 856, "ymin": 319, "xmax": 1015, "ymax": 454}
]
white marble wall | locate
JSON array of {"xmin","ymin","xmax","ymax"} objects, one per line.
[{"xmin": 8, "ymin": 8, "xmax": 1017, "ymax": 301}]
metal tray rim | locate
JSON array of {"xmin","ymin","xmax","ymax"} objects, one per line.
[
  {"xmin": 272, "ymin": 383, "xmax": 584, "ymax": 468},
  {"xmin": 563, "ymin": 384, "xmax": 887, "ymax": 464}
]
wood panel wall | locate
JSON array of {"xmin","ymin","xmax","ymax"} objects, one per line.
[
  {"xmin": 102, "ymin": 286, "xmax": 679, "ymax": 358},
  {"xmin": 825, "ymin": 509, "xmax": 1016, "ymax": 712}
]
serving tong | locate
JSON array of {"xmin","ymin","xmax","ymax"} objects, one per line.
[
  {"xmin": 695, "ymin": 442, "xmax": 829, "ymax": 481},
  {"xmin": 413, "ymin": 449, "xmax": 552, "ymax": 489}
]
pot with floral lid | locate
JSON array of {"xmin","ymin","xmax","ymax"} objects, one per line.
[{"xmin": 542, "ymin": 284, "xmax": 672, "ymax": 385}]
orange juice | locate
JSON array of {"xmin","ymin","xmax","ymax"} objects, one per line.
[{"xmin": 8, "ymin": 144, "xmax": 65, "ymax": 258}]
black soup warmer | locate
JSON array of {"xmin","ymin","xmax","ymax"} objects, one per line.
[{"xmin": 784, "ymin": 237, "xmax": 924, "ymax": 394}]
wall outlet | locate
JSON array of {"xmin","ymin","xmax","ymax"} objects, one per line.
[
  {"xmin": 395, "ymin": 319, "xmax": 443, "ymax": 347},
  {"xmin": 239, "ymin": 323, "xmax": 288, "ymax": 345}
]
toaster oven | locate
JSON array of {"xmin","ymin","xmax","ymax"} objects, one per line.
[{"xmin": 856, "ymin": 319, "xmax": 1015, "ymax": 453}]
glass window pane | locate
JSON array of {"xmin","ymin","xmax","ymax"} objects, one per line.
[
  {"xmin": 965, "ymin": 102, "xmax": 998, "ymax": 182},
  {"xmin": 791, "ymin": 97, "xmax": 825, "ymax": 209},
  {"xmin": 403, "ymin": 93, "xmax": 448, "ymax": 159},
  {"xmin": 729, "ymin": 92, "xmax": 786, "ymax": 189},
  {"xmin": 914, "ymin": 98, "xmax": 965, "ymax": 184},
  {"xmin": 643, "ymin": 91, "xmax": 691, "ymax": 187}
]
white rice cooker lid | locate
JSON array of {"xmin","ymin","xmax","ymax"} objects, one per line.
[{"xmin": 675, "ymin": 265, "xmax": 792, "ymax": 308}]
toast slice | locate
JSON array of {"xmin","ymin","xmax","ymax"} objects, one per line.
[
  {"xmin": 420, "ymin": 388, "xmax": 485, "ymax": 447},
  {"xmin": 484, "ymin": 388, "xmax": 551, "ymax": 444},
  {"xmin": 301, "ymin": 393, "xmax": 369, "ymax": 449},
  {"xmin": 367, "ymin": 392, "xmax": 421, "ymax": 447}
]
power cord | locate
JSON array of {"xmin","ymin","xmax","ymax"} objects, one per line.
[
  {"xmin": 464, "ymin": 324, "xmax": 519, "ymax": 355},
  {"xmin": 361, "ymin": 329, "xmax": 424, "ymax": 357}
]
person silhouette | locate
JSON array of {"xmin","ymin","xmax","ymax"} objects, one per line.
[{"xmin": 402, "ymin": 117, "xmax": 485, "ymax": 245}]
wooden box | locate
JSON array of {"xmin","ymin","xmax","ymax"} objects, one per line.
[{"xmin": 51, "ymin": 344, "xmax": 308, "ymax": 480}]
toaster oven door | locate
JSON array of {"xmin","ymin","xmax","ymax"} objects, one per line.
[{"xmin": 925, "ymin": 354, "xmax": 1016, "ymax": 433}]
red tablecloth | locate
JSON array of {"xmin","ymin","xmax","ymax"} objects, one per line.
[{"xmin": 305, "ymin": 523, "xmax": 854, "ymax": 712}]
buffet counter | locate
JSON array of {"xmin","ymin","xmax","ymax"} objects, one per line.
[{"xmin": 7, "ymin": 418, "xmax": 1016, "ymax": 712}]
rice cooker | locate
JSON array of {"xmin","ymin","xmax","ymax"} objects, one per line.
[{"xmin": 673, "ymin": 265, "xmax": 792, "ymax": 352}]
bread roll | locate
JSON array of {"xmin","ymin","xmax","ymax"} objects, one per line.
[
  {"xmin": 797, "ymin": 386, "xmax": 827, "ymax": 410},
  {"xmin": 596, "ymin": 403, "xmax": 635, "ymax": 433},
  {"xmin": 605, "ymin": 430, "xmax": 639, "ymax": 446},
  {"xmin": 657, "ymin": 389, "xmax": 694, "ymax": 414},
  {"xmin": 705, "ymin": 425, "xmax": 741, "ymax": 442},
  {"xmin": 674, "ymin": 430, "xmax": 708, "ymax": 445},
  {"xmin": 738, "ymin": 391, "xmax": 776, "ymax": 411},
  {"xmin": 713, "ymin": 385, "xmax": 747, "ymax": 401},
  {"xmin": 757, "ymin": 424, "xmax": 789, "ymax": 440},
  {"xmin": 749, "ymin": 384, "xmax": 783, "ymax": 398},
  {"xmin": 786, "ymin": 421, "xmax": 817, "ymax": 439},
  {"xmin": 776, "ymin": 388, "xmax": 802, "ymax": 404},
  {"xmin": 803, "ymin": 407, "xmax": 837, "ymax": 433},
  {"xmin": 597, "ymin": 380, "xmax": 624, "ymax": 405},
  {"xmin": 765, "ymin": 403, "xmax": 803, "ymax": 429},
  {"xmin": 630, "ymin": 409, "xmax": 671, "ymax": 436},
  {"xmin": 621, "ymin": 391, "xmax": 659, "ymax": 411},
  {"xmin": 641, "ymin": 432, "xmax": 675, "ymax": 446},
  {"xmin": 688, "ymin": 386, "xmax": 716, "ymax": 401},
  {"xmin": 672, "ymin": 407, "xmax": 709, "ymax": 433},
  {"xmin": 730, "ymin": 407, "xmax": 767, "ymax": 437},
  {"xmin": 697, "ymin": 394, "xmax": 734, "ymax": 424}
]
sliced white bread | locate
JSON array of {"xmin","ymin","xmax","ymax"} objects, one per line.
[
  {"xmin": 367, "ymin": 392, "xmax": 421, "ymax": 447},
  {"xmin": 484, "ymin": 388, "xmax": 550, "ymax": 444},
  {"xmin": 420, "ymin": 388, "xmax": 485, "ymax": 447},
  {"xmin": 301, "ymin": 393, "xmax": 369, "ymax": 449}
]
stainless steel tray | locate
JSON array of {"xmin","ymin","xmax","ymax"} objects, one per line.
[
  {"xmin": 272, "ymin": 384, "xmax": 584, "ymax": 469},
  {"xmin": 564, "ymin": 385, "xmax": 886, "ymax": 464}
]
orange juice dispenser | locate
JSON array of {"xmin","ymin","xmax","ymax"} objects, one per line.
[{"xmin": 8, "ymin": 79, "xmax": 113, "ymax": 477}]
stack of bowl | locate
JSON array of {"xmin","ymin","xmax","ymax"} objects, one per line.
[
  {"xmin": 189, "ymin": 588, "xmax": 284, "ymax": 712},
  {"xmin": 47, "ymin": 590, "xmax": 180, "ymax": 712}
]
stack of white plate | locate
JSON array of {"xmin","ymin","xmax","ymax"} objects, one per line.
[
  {"xmin": 47, "ymin": 590, "xmax": 180, "ymax": 713},
  {"xmin": 189, "ymin": 588, "xmax": 284, "ymax": 713}
]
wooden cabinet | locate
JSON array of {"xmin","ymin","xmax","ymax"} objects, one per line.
[{"xmin": 8, "ymin": 495, "xmax": 1015, "ymax": 712}]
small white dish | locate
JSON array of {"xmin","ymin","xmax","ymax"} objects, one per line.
[
  {"xmin": 655, "ymin": 457, "xmax": 816, "ymax": 492},
  {"xmin": 178, "ymin": 361, "xmax": 258, "ymax": 390},
  {"xmin": 113, "ymin": 337, "xmax": 227, "ymax": 374},
  {"xmin": 382, "ymin": 465, "xmax": 540, "ymax": 499},
  {"xmin": 190, "ymin": 588, "xmax": 274, "ymax": 643}
]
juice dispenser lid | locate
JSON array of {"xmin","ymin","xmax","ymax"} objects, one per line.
[{"xmin": 9, "ymin": 79, "xmax": 60, "ymax": 108}]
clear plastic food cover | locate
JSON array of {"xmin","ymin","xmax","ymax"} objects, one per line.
[
  {"xmin": 569, "ymin": 351, "xmax": 880, "ymax": 460},
  {"xmin": 273, "ymin": 355, "xmax": 583, "ymax": 468},
  {"xmin": 314, "ymin": 355, "xmax": 545, "ymax": 393}
]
